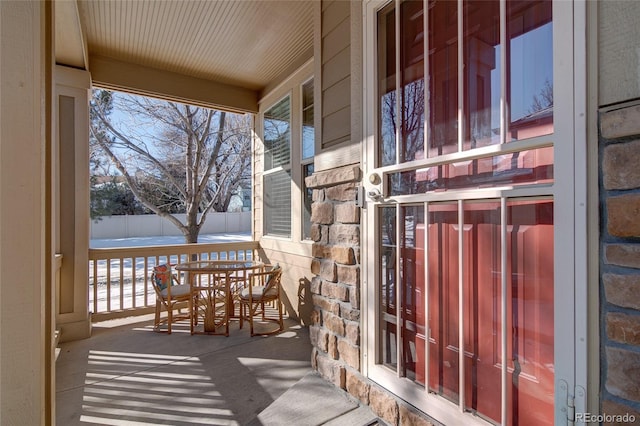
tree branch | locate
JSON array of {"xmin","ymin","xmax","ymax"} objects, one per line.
[
  {"xmin": 91, "ymin": 102, "xmax": 187, "ymax": 199},
  {"xmin": 90, "ymin": 125, "xmax": 187, "ymax": 232}
]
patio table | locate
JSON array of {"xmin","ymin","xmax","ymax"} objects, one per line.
[{"xmin": 175, "ymin": 260, "xmax": 264, "ymax": 336}]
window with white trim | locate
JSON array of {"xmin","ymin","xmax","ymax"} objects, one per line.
[{"xmin": 260, "ymin": 63, "xmax": 314, "ymax": 243}]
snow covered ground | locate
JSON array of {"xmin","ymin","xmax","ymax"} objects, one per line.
[{"xmin": 89, "ymin": 232, "xmax": 252, "ymax": 314}]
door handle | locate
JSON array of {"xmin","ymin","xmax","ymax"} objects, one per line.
[{"xmin": 367, "ymin": 188, "xmax": 384, "ymax": 201}]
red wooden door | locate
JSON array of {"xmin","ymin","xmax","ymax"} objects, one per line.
[{"xmin": 421, "ymin": 200, "xmax": 553, "ymax": 425}]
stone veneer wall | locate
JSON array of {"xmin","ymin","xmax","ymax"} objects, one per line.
[
  {"xmin": 305, "ymin": 164, "xmax": 434, "ymax": 426},
  {"xmin": 600, "ymin": 104, "xmax": 640, "ymax": 420}
]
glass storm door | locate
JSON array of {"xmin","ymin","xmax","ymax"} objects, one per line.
[{"xmin": 363, "ymin": 1, "xmax": 581, "ymax": 425}]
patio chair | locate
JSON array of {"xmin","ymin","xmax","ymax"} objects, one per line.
[
  {"xmin": 239, "ymin": 264, "xmax": 284, "ymax": 336},
  {"xmin": 150, "ymin": 264, "xmax": 192, "ymax": 334}
]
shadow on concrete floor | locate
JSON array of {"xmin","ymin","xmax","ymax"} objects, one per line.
[{"xmin": 56, "ymin": 314, "xmax": 312, "ymax": 425}]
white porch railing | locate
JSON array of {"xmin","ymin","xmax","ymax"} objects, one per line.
[{"xmin": 88, "ymin": 241, "xmax": 262, "ymax": 321}]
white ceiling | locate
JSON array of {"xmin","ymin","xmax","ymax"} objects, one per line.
[{"xmin": 56, "ymin": 0, "xmax": 315, "ymax": 104}]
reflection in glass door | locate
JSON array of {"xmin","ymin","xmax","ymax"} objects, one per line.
[
  {"xmin": 377, "ymin": 199, "xmax": 554, "ymax": 425},
  {"xmin": 379, "ymin": 205, "xmax": 426, "ymax": 382},
  {"xmin": 365, "ymin": 0, "xmax": 580, "ymax": 424}
]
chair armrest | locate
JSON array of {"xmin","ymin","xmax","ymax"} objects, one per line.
[{"xmin": 248, "ymin": 270, "xmax": 275, "ymax": 286}]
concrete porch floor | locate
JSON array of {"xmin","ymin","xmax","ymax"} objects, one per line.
[{"xmin": 56, "ymin": 314, "xmax": 381, "ymax": 425}]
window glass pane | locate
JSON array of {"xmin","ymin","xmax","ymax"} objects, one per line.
[
  {"xmin": 400, "ymin": 205, "xmax": 425, "ymax": 385},
  {"xmin": 425, "ymin": 199, "xmax": 554, "ymax": 423},
  {"xmin": 463, "ymin": 0, "xmax": 501, "ymax": 149},
  {"xmin": 264, "ymin": 96, "xmax": 291, "ymax": 170},
  {"xmin": 378, "ymin": 3, "xmax": 397, "ymax": 167},
  {"xmin": 428, "ymin": 0, "xmax": 458, "ymax": 157},
  {"xmin": 379, "ymin": 206, "xmax": 397, "ymax": 369},
  {"xmin": 302, "ymin": 80, "xmax": 314, "ymax": 160},
  {"xmin": 302, "ymin": 163, "xmax": 314, "ymax": 240},
  {"xmin": 420, "ymin": 201, "xmax": 506, "ymax": 419},
  {"xmin": 389, "ymin": 146, "xmax": 553, "ymax": 196},
  {"xmin": 508, "ymin": 1, "xmax": 553, "ymax": 141},
  {"xmin": 426, "ymin": 202, "xmax": 460, "ymax": 403},
  {"xmin": 401, "ymin": 1, "xmax": 425, "ymax": 163},
  {"xmin": 460, "ymin": 201, "xmax": 502, "ymax": 422},
  {"xmin": 505, "ymin": 199, "xmax": 554, "ymax": 424},
  {"xmin": 264, "ymin": 170, "xmax": 291, "ymax": 237}
]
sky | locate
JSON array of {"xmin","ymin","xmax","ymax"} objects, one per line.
[{"xmin": 492, "ymin": 22, "xmax": 553, "ymax": 126}]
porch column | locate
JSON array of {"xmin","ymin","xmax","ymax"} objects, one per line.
[
  {"xmin": 55, "ymin": 66, "xmax": 92, "ymax": 342},
  {"xmin": 0, "ymin": 1, "xmax": 51, "ymax": 424}
]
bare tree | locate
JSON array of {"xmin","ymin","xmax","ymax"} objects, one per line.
[
  {"xmin": 90, "ymin": 89, "xmax": 251, "ymax": 243},
  {"xmin": 529, "ymin": 78, "xmax": 553, "ymax": 114}
]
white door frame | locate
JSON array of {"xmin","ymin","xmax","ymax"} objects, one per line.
[{"xmin": 360, "ymin": 1, "xmax": 588, "ymax": 424}]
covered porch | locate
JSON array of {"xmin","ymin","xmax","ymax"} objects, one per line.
[
  {"xmin": 2, "ymin": 0, "xmax": 370, "ymax": 424},
  {"xmin": 56, "ymin": 232, "xmax": 380, "ymax": 424},
  {"xmin": 50, "ymin": 0, "xmax": 356, "ymax": 422},
  {"xmin": 56, "ymin": 313, "xmax": 382, "ymax": 425},
  {"xmin": 53, "ymin": 0, "xmax": 319, "ymax": 344},
  {"xmin": 56, "ymin": 314, "xmax": 312, "ymax": 425}
]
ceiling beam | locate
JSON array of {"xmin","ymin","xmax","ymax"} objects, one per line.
[{"xmin": 89, "ymin": 55, "xmax": 259, "ymax": 113}]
